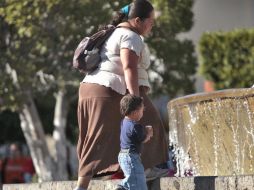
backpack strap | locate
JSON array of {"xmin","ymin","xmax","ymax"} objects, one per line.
[{"xmin": 102, "ymin": 24, "xmax": 142, "ymax": 61}]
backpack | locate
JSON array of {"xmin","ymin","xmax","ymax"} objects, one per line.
[{"xmin": 73, "ymin": 25, "xmax": 116, "ymax": 73}]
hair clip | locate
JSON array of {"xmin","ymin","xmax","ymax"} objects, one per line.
[{"xmin": 121, "ymin": 4, "xmax": 130, "ymax": 16}]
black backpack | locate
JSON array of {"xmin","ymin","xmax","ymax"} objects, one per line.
[{"xmin": 73, "ymin": 25, "xmax": 116, "ymax": 73}]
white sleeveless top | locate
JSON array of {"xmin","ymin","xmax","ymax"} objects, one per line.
[{"xmin": 83, "ymin": 27, "xmax": 151, "ymax": 95}]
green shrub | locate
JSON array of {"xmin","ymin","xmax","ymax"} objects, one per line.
[{"xmin": 198, "ymin": 29, "xmax": 254, "ymax": 90}]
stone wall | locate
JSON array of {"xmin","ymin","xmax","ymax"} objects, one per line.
[{"xmin": 3, "ymin": 175, "xmax": 254, "ymax": 190}]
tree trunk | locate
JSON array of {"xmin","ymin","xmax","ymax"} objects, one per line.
[
  {"xmin": 52, "ymin": 89, "xmax": 69, "ymax": 180},
  {"xmin": 19, "ymin": 91, "xmax": 56, "ymax": 182}
]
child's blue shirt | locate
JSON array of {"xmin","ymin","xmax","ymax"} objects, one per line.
[{"xmin": 120, "ymin": 118, "xmax": 146, "ymax": 154}]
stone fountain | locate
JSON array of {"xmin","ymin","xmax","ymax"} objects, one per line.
[{"xmin": 168, "ymin": 88, "xmax": 254, "ymax": 177}]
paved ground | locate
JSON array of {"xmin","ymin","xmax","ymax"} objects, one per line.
[{"xmin": 3, "ymin": 175, "xmax": 254, "ymax": 190}]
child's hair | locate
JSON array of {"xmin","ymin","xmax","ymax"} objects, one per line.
[{"xmin": 120, "ymin": 94, "xmax": 143, "ymax": 116}]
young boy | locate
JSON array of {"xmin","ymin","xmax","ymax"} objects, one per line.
[{"xmin": 116, "ymin": 94, "xmax": 153, "ymax": 190}]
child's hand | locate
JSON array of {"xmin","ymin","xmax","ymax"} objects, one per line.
[
  {"xmin": 143, "ymin": 125, "xmax": 153, "ymax": 143},
  {"xmin": 145, "ymin": 125, "xmax": 153, "ymax": 141}
]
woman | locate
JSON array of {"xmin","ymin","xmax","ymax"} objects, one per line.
[{"xmin": 75, "ymin": 1, "xmax": 168, "ymax": 190}]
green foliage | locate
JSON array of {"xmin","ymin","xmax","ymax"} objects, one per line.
[
  {"xmin": 198, "ymin": 29, "xmax": 254, "ymax": 89},
  {"xmin": 148, "ymin": 0, "xmax": 197, "ymax": 97},
  {"xmin": 0, "ymin": 0, "xmax": 130, "ymax": 111},
  {"xmin": 0, "ymin": 0, "xmax": 57, "ymax": 110},
  {"xmin": 0, "ymin": 0, "xmax": 128, "ymax": 141}
]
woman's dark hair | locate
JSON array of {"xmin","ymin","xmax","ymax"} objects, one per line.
[
  {"xmin": 120, "ymin": 94, "xmax": 143, "ymax": 116},
  {"xmin": 111, "ymin": 0, "xmax": 154, "ymax": 26}
]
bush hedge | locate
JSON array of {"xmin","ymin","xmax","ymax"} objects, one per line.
[{"xmin": 198, "ymin": 29, "xmax": 254, "ymax": 90}]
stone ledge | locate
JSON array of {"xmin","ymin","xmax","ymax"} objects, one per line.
[{"xmin": 3, "ymin": 175, "xmax": 254, "ymax": 190}]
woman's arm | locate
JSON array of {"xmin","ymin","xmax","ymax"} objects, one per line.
[{"xmin": 120, "ymin": 48, "xmax": 139, "ymax": 96}]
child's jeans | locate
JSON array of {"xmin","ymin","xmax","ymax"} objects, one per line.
[{"xmin": 118, "ymin": 151, "xmax": 147, "ymax": 190}]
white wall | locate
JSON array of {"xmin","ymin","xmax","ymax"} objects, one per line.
[{"xmin": 188, "ymin": 0, "xmax": 254, "ymax": 43}]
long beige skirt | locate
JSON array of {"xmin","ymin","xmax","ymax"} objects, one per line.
[{"xmin": 77, "ymin": 83, "xmax": 168, "ymax": 177}]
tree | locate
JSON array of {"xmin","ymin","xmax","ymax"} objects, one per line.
[{"xmin": 149, "ymin": 0, "xmax": 197, "ymax": 97}]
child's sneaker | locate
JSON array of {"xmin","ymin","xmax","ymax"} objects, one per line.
[{"xmin": 111, "ymin": 170, "xmax": 124, "ymax": 179}]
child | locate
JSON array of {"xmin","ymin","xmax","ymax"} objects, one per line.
[{"xmin": 116, "ymin": 94, "xmax": 153, "ymax": 190}]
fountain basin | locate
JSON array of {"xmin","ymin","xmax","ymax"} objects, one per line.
[{"xmin": 168, "ymin": 88, "xmax": 254, "ymax": 176}]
